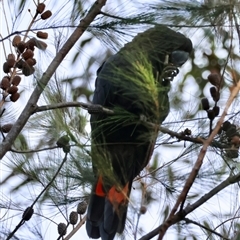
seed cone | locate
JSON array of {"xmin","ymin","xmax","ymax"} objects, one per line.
[
  {"xmin": 77, "ymin": 201, "xmax": 87, "ymax": 215},
  {"xmin": 37, "ymin": 31, "xmax": 48, "ymax": 39},
  {"xmin": 22, "ymin": 49, "xmax": 34, "ymax": 60},
  {"xmin": 57, "ymin": 135, "xmax": 70, "ymax": 148},
  {"xmin": 7, "ymin": 58, "xmax": 16, "ymax": 68},
  {"xmin": 26, "ymin": 38, "xmax": 36, "ymax": 50},
  {"xmin": 41, "ymin": 10, "xmax": 52, "ymax": 20},
  {"xmin": 213, "ymin": 106, "xmax": 220, "ymax": 116},
  {"xmin": 201, "ymin": 98, "xmax": 210, "ymax": 111},
  {"xmin": 12, "ymin": 75, "xmax": 21, "ymax": 86},
  {"xmin": 69, "ymin": 211, "xmax": 78, "ymax": 225},
  {"xmin": 1, "ymin": 77, "xmax": 10, "ymax": 90},
  {"xmin": 22, "ymin": 64, "xmax": 35, "ymax": 76},
  {"xmin": 22, "ymin": 207, "xmax": 34, "ymax": 221},
  {"xmin": 1, "ymin": 124, "xmax": 13, "ymax": 133},
  {"xmin": 17, "ymin": 41, "xmax": 26, "ymax": 53},
  {"xmin": 222, "ymin": 121, "xmax": 231, "ymax": 131},
  {"xmin": 8, "ymin": 86, "xmax": 18, "ymax": 94},
  {"xmin": 207, "ymin": 109, "xmax": 215, "ymax": 120},
  {"xmin": 37, "ymin": 3, "xmax": 45, "ymax": 13},
  {"xmin": 58, "ymin": 223, "xmax": 67, "ymax": 236},
  {"xmin": 10, "ymin": 92, "xmax": 20, "ymax": 102},
  {"xmin": 26, "ymin": 58, "xmax": 36, "ymax": 66},
  {"xmin": 210, "ymin": 87, "xmax": 220, "ymax": 102},
  {"xmin": 3, "ymin": 62, "xmax": 10, "ymax": 73},
  {"xmin": 208, "ymin": 73, "xmax": 222, "ymax": 88},
  {"xmin": 8, "ymin": 54, "xmax": 16, "ymax": 60},
  {"xmin": 12, "ymin": 35, "xmax": 21, "ymax": 47},
  {"xmin": 226, "ymin": 126, "xmax": 237, "ymax": 138},
  {"xmin": 140, "ymin": 206, "xmax": 147, "ymax": 214}
]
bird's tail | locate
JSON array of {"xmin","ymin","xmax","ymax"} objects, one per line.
[{"xmin": 86, "ymin": 175, "xmax": 132, "ymax": 240}]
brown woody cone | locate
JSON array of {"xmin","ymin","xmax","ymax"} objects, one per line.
[
  {"xmin": 3, "ymin": 62, "xmax": 10, "ymax": 73},
  {"xmin": 69, "ymin": 211, "xmax": 78, "ymax": 225},
  {"xmin": 213, "ymin": 106, "xmax": 220, "ymax": 116},
  {"xmin": 207, "ymin": 109, "xmax": 215, "ymax": 120},
  {"xmin": 17, "ymin": 41, "xmax": 26, "ymax": 53},
  {"xmin": 8, "ymin": 86, "xmax": 18, "ymax": 94},
  {"xmin": 12, "ymin": 35, "xmax": 21, "ymax": 47},
  {"xmin": 36, "ymin": 31, "xmax": 48, "ymax": 39},
  {"xmin": 41, "ymin": 10, "xmax": 52, "ymax": 20},
  {"xmin": 210, "ymin": 87, "xmax": 220, "ymax": 102},
  {"xmin": 8, "ymin": 54, "xmax": 16, "ymax": 60},
  {"xmin": 140, "ymin": 206, "xmax": 147, "ymax": 214},
  {"xmin": 201, "ymin": 98, "xmax": 210, "ymax": 111},
  {"xmin": 22, "ymin": 207, "xmax": 34, "ymax": 221},
  {"xmin": 12, "ymin": 75, "xmax": 21, "ymax": 86},
  {"xmin": 22, "ymin": 63, "xmax": 35, "ymax": 76},
  {"xmin": 22, "ymin": 49, "xmax": 34, "ymax": 60},
  {"xmin": 15, "ymin": 59, "xmax": 24, "ymax": 69},
  {"xmin": 77, "ymin": 201, "xmax": 87, "ymax": 215},
  {"xmin": 1, "ymin": 77, "xmax": 10, "ymax": 90},
  {"xmin": 10, "ymin": 92, "xmax": 20, "ymax": 102},
  {"xmin": 7, "ymin": 58, "xmax": 15, "ymax": 68},
  {"xmin": 37, "ymin": 3, "xmax": 46, "ymax": 13},
  {"xmin": 26, "ymin": 38, "xmax": 36, "ymax": 50},
  {"xmin": 58, "ymin": 223, "xmax": 67, "ymax": 236},
  {"xmin": 1, "ymin": 123, "xmax": 13, "ymax": 133},
  {"xmin": 208, "ymin": 73, "xmax": 222, "ymax": 88},
  {"xmin": 26, "ymin": 58, "xmax": 36, "ymax": 66}
]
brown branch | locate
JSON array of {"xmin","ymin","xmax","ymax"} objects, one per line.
[
  {"xmin": 0, "ymin": 0, "xmax": 107, "ymax": 160},
  {"xmin": 157, "ymin": 82, "xmax": 240, "ymax": 240},
  {"xmin": 139, "ymin": 171, "xmax": 240, "ymax": 240},
  {"xmin": 63, "ymin": 215, "xmax": 86, "ymax": 240},
  {"xmin": 33, "ymin": 101, "xmax": 114, "ymax": 115}
]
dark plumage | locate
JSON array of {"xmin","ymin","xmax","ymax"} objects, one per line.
[{"xmin": 86, "ymin": 25, "xmax": 192, "ymax": 240}]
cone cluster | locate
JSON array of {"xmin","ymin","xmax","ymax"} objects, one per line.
[
  {"xmin": 201, "ymin": 73, "xmax": 222, "ymax": 121},
  {"xmin": 218, "ymin": 121, "xmax": 240, "ymax": 158},
  {"xmin": 57, "ymin": 201, "xmax": 87, "ymax": 236},
  {"xmin": 0, "ymin": 3, "xmax": 52, "ymax": 105}
]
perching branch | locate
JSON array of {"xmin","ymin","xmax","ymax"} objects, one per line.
[
  {"xmin": 0, "ymin": 0, "xmax": 107, "ymax": 160},
  {"xmin": 33, "ymin": 101, "xmax": 229, "ymax": 149},
  {"xmin": 33, "ymin": 101, "xmax": 114, "ymax": 115}
]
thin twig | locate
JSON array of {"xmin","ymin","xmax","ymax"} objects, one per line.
[{"xmin": 184, "ymin": 218, "xmax": 230, "ymax": 240}]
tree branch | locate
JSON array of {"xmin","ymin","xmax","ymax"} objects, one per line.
[{"xmin": 0, "ymin": 0, "xmax": 107, "ymax": 160}]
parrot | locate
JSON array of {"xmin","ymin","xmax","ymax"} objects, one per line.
[{"xmin": 86, "ymin": 25, "xmax": 193, "ymax": 240}]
